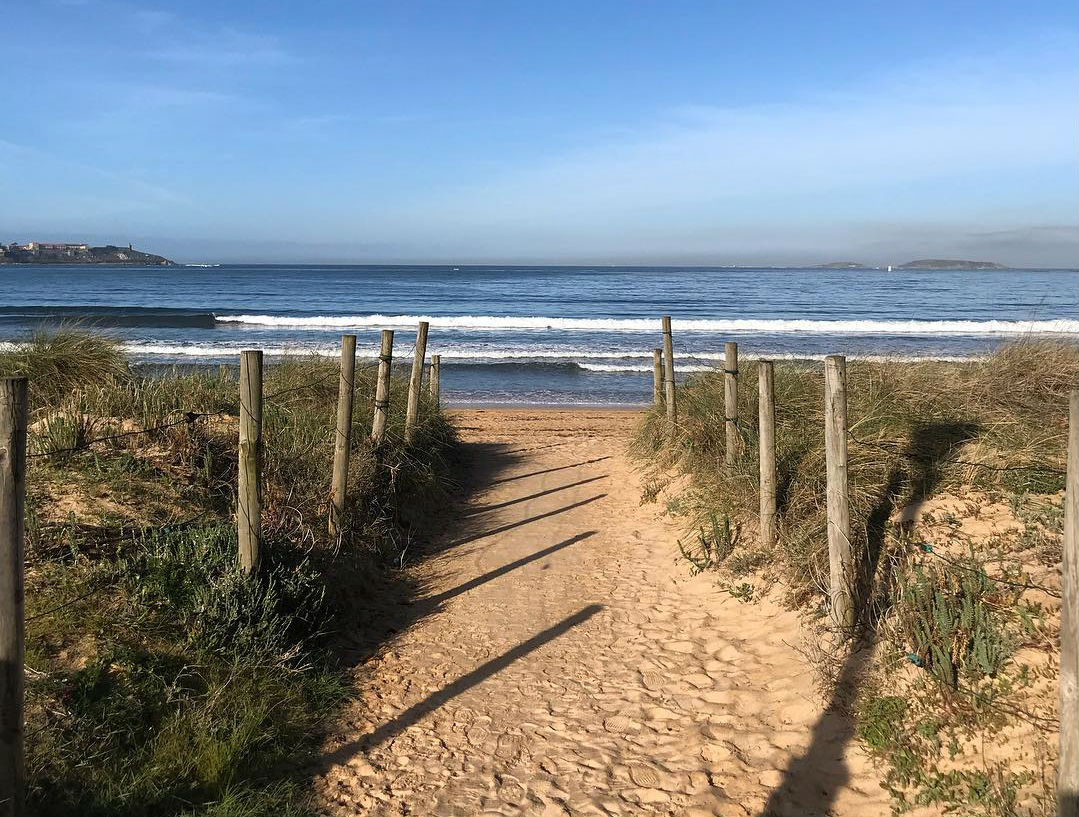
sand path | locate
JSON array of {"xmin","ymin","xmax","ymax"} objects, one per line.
[{"xmin": 312, "ymin": 410, "xmax": 890, "ymax": 816}]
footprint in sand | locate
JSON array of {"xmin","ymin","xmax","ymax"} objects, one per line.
[
  {"xmin": 603, "ymin": 714, "xmax": 640, "ymax": 734},
  {"xmin": 628, "ymin": 764, "xmax": 663, "ymax": 788},
  {"xmin": 639, "ymin": 670, "xmax": 666, "ymax": 691}
]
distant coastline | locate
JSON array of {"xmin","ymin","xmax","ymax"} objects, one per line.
[
  {"xmin": 814, "ymin": 258, "xmax": 1010, "ymax": 271},
  {"xmin": 0, "ymin": 241, "xmax": 174, "ymax": 266}
]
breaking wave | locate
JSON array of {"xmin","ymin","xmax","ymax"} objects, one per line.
[{"xmin": 214, "ymin": 314, "xmax": 1079, "ymax": 335}]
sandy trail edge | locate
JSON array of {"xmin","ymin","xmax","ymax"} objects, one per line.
[{"xmin": 310, "ymin": 409, "xmax": 891, "ymax": 816}]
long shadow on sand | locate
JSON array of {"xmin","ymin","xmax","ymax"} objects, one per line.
[
  {"xmin": 297, "ymin": 436, "xmax": 609, "ymax": 783},
  {"xmin": 758, "ymin": 420, "xmax": 978, "ymax": 815},
  {"xmin": 317, "ymin": 604, "xmax": 604, "ymax": 767}
]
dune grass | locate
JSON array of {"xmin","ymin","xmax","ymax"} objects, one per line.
[
  {"xmin": 634, "ymin": 342, "xmax": 1073, "ymax": 609},
  {"xmin": 2, "ymin": 330, "xmax": 457, "ymax": 816},
  {"xmin": 633, "ymin": 340, "xmax": 1076, "ymax": 816}
]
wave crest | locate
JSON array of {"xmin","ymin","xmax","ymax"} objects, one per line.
[{"xmin": 214, "ymin": 313, "xmax": 1079, "ymax": 335}]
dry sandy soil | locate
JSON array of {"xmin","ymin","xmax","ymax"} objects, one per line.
[{"xmin": 310, "ymin": 409, "xmax": 892, "ymax": 817}]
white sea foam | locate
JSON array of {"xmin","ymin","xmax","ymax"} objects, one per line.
[
  {"xmin": 120, "ymin": 343, "xmax": 685, "ymax": 360},
  {"xmin": 579, "ymin": 354, "xmax": 985, "ymax": 372},
  {"xmin": 579, "ymin": 363, "xmax": 716, "ymax": 372},
  {"xmin": 213, "ymin": 313, "xmax": 1079, "ymax": 335},
  {"xmin": 118, "ymin": 342, "xmax": 989, "ymax": 366}
]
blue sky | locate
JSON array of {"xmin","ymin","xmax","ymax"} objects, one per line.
[{"xmin": 2, "ymin": 1, "xmax": 1077, "ymax": 265}]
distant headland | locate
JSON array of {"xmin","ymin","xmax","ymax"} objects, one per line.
[
  {"xmin": 815, "ymin": 258, "xmax": 1009, "ymax": 271},
  {"xmin": 0, "ymin": 241, "xmax": 174, "ymax": 266}
]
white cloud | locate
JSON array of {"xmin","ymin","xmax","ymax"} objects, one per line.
[{"xmin": 379, "ymin": 41, "xmax": 1077, "ymax": 265}]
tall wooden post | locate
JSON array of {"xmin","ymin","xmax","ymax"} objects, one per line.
[
  {"xmin": 724, "ymin": 341, "xmax": 741, "ymax": 464},
  {"xmin": 404, "ymin": 321, "xmax": 429, "ymax": 444},
  {"xmin": 758, "ymin": 362, "xmax": 777, "ymax": 548},
  {"xmin": 824, "ymin": 355, "xmax": 852, "ymax": 631},
  {"xmin": 652, "ymin": 349, "xmax": 664, "ymax": 406},
  {"xmin": 661, "ymin": 316, "xmax": 677, "ymax": 431},
  {"xmin": 1061, "ymin": 390, "xmax": 1079, "ymax": 816},
  {"xmin": 429, "ymin": 354, "xmax": 441, "ymax": 407},
  {"xmin": 237, "ymin": 351, "xmax": 262, "ymax": 575},
  {"xmin": 0, "ymin": 378, "xmax": 26, "ymax": 817},
  {"xmin": 329, "ymin": 335, "xmax": 356, "ymax": 539},
  {"xmin": 371, "ymin": 330, "xmax": 394, "ymax": 445}
]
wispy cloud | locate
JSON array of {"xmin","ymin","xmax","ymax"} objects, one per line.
[
  {"xmin": 0, "ymin": 138, "xmax": 184, "ymax": 206},
  {"xmin": 147, "ymin": 28, "xmax": 292, "ymax": 67},
  {"xmin": 443, "ymin": 79, "xmax": 1072, "ymax": 216},
  {"xmin": 372, "ymin": 40, "xmax": 1077, "ymax": 264}
]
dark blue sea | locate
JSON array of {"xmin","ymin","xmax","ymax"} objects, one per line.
[{"xmin": 2, "ymin": 264, "xmax": 1076, "ymax": 405}]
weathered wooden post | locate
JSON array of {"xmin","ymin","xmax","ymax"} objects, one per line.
[
  {"xmin": 724, "ymin": 341, "xmax": 742, "ymax": 464},
  {"xmin": 371, "ymin": 330, "xmax": 394, "ymax": 445},
  {"xmin": 652, "ymin": 349, "xmax": 664, "ymax": 406},
  {"xmin": 824, "ymin": 355, "xmax": 853, "ymax": 631},
  {"xmin": 0, "ymin": 378, "xmax": 26, "ymax": 817},
  {"xmin": 1061, "ymin": 390, "xmax": 1079, "ymax": 816},
  {"xmin": 661, "ymin": 316, "xmax": 677, "ymax": 431},
  {"xmin": 237, "ymin": 351, "xmax": 262, "ymax": 575},
  {"xmin": 404, "ymin": 322, "xmax": 429, "ymax": 444},
  {"xmin": 429, "ymin": 354, "xmax": 441, "ymax": 407},
  {"xmin": 758, "ymin": 361, "xmax": 777, "ymax": 548},
  {"xmin": 328, "ymin": 335, "xmax": 357, "ymax": 539}
]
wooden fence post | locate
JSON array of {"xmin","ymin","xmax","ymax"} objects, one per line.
[
  {"xmin": 0, "ymin": 378, "xmax": 26, "ymax": 817},
  {"xmin": 652, "ymin": 349, "xmax": 664, "ymax": 406},
  {"xmin": 328, "ymin": 335, "xmax": 356, "ymax": 539},
  {"xmin": 1060, "ymin": 389, "xmax": 1079, "ymax": 816},
  {"xmin": 724, "ymin": 341, "xmax": 741, "ymax": 464},
  {"xmin": 404, "ymin": 322, "xmax": 429, "ymax": 444},
  {"xmin": 237, "ymin": 351, "xmax": 262, "ymax": 575},
  {"xmin": 371, "ymin": 330, "xmax": 394, "ymax": 445},
  {"xmin": 661, "ymin": 316, "xmax": 677, "ymax": 431},
  {"xmin": 429, "ymin": 354, "xmax": 441, "ymax": 407},
  {"xmin": 824, "ymin": 355, "xmax": 853, "ymax": 631},
  {"xmin": 758, "ymin": 362, "xmax": 776, "ymax": 548}
]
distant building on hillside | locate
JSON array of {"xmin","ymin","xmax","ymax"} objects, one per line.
[
  {"xmin": 38, "ymin": 242, "xmax": 89, "ymax": 251},
  {"xmin": 8, "ymin": 241, "xmax": 90, "ymax": 257}
]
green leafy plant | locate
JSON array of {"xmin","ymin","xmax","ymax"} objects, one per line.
[
  {"xmin": 894, "ymin": 557, "xmax": 1018, "ymax": 688},
  {"xmin": 677, "ymin": 513, "xmax": 740, "ymax": 574}
]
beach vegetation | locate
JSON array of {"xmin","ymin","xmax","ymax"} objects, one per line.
[
  {"xmin": 2, "ymin": 328, "xmax": 457, "ymax": 816},
  {"xmin": 633, "ymin": 340, "xmax": 1075, "ymax": 816}
]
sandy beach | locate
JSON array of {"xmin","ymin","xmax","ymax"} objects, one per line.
[{"xmin": 311, "ymin": 409, "xmax": 891, "ymax": 816}]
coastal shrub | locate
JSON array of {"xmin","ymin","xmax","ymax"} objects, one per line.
[
  {"xmin": 893, "ymin": 557, "xmax": 1019, "ymax": 688},
  {"xmin": 18, "ymin": 328, "xmax": 458, "ymax": 815}
]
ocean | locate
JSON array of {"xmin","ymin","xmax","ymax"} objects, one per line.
[{"xmin": 2, "ymin": 264, "xmax": 1077, "ymax": 406}]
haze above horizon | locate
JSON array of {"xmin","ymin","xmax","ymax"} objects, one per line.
[{"xmin": 3, "ymin": 1, "xmax": 1077, "ymax": 267}]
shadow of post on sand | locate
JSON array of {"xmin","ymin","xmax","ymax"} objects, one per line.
[
  {"xmin": 316, "ymin": 604, "xmax": 604, "ymax": 770},
  {"xmin": 758, "ymin": 420, "xmax": 978, "ymax": 815}
]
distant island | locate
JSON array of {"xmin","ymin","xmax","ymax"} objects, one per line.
[
  {"xmin": 895, "ymin": 259, "xmax": 1008, "ymax": 270},
  {"xmin": 0, "ymin": 241, "xmax": 174, "ymax": 266},
  {"xmin": 814, "ymin": 258, "xmax": 1009, "ymax": 271}
]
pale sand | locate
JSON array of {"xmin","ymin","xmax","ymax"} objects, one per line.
[{"xmin": 311, "ymin": 409, "xmax": 891, "ymax": 816}]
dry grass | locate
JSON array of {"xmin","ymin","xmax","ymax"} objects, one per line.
[
  {"xmin": 633, "ymin": 339, "xmax": 1077, "ymax": 816},
  {"xmin": 3, "ymin": 329, "xmax": 458, "ymax": 816},
  {"xmin": 634, "ymin": 341, "xmax": 1076, "ymax": 611}
]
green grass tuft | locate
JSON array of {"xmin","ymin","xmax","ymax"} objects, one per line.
[{"xmin": 16, "ymin": 329, "xmax": 458, "ymax": 815}]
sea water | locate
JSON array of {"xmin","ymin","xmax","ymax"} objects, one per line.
[{"xmin": 2, "ymin": 264, "xmax": 1076, "ymax": 405}]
